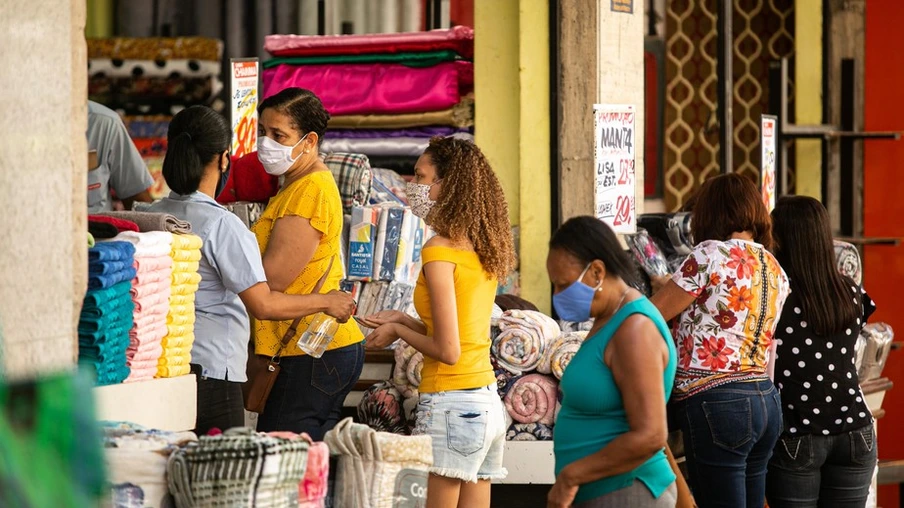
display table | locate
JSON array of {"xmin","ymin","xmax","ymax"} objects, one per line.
[{"xmin": 94, "ymin": 375, "xmax": 197, "ymax": 431}]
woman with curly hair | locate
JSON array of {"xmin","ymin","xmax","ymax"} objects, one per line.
[{"xmin": 361, "ymin": 136, "xmax": 516, "ymax": 508}]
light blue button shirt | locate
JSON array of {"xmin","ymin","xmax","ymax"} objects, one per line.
[{"xmin": 148, "ymin": 192, "xmax": 267, "ymax": 382}]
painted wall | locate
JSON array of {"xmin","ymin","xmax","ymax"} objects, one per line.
[{"xmin": 864, "ymin": 2, "xmax": 904, "ymax": 505}]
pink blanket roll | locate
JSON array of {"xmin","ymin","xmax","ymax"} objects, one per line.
[
  {"xmin": 503, "ymin": 374, "xmax": 559, "ymax": 426},
  {"xmin": 265, "ymin": 26, "xmax": 474, "ymax": 59},
  {"xmin": 262, "ymin": 61, "xmax": 473, "ymax": 116}
]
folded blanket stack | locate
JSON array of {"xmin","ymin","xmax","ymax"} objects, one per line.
[
  {"xmin": 80, "ymin": 242, "xmax": 138, "ymax": 385},
  {"xmin": 167, "ymin": 428, "xmax": 309, "ymax": 507},
  {"xmin": 110, "ymin": 232, "xmax": 174, "ymax": 383},
  {"xmin": 263, "ymin": 27, "xmax": 475, "ymax": 174},
  {"xmin": 102, "ymin": 421, "xmax": 198, "ymax": 507},
  {"xmin": 157, "ymin": 234, "xmax": 202, "ymax": 378}
]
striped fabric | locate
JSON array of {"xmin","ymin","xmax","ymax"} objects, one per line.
[{"xmin": 167, "ymin": 428, "xmax": 309, "ymax": 507}]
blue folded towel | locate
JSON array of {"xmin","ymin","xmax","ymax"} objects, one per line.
[
  {"xmin": 88, "ymin": 266, "xmax": 137, "ymax": 291},
  {"xmin": 89, "ymin": 260, "xmax": 132, "ymax": 276},
  {"xmin": 88, "ymin": 241, "xmax": 136, "ymax": 263}
]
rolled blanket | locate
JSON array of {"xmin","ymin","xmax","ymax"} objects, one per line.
[
  {"xmin": 97, "ymin": 211, "xmax": 192, "ymax": 234},
  {"xmin": 491, "ymin": 355, "xmax": 520, "ymax": 398},
  {"xmin": 357, "ymin": 382, "xmax": 408, "ymax": 435},
  {"xmin": 536, "ymin": 332, "xmax": 587, "ymax": 380},
  {"xmin": 503, "ymin": 374, "xmax": 559, "ymax": 426},
  {"xmin": 506, "ymin": 423, "xmax": 554, "ymax": 442},
  {"xmin": 392, "ymin": 342, "xmax": 423, "ymax": 399},
  {"xmin": 492, "ymin": 310, "xmax": 562, "ymax": 374},
  {"xmin": 322, "ymin": 134, "xmax": 474, "ymax": 158},
  {"xmin": 834, "ymin": 240, "xmax": 862, "ymax": 285}
]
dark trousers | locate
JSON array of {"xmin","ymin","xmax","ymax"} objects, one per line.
[
  {"xmin": 192, "ymin": 365, "xmax": 245, "ymax": 436},
  {"xmin": 766, "ymin": 423, "xmax": 877, "ymax": 508},
  {"xmin": 675, "ymin": 379, "xmax": 783, "ymax": 508},
  {"xmin": 256, "ymin": 342, "xmax": 364, "ymax": 441}
]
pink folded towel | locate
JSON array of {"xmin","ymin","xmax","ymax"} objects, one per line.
[
  {"xmin": 132, "ymin": 277, "xmax": 172, "ymax": 299},
  {"xmin": 128, "ymin": 343, "xmax": 164, "ymax": 363},
  {"xmin": 134, "ymin": 255, "xmax": 173, "ymax": 274},
  {"xmin": 132, "ymin": 289, "xmax": 171, "ymax": 314}
]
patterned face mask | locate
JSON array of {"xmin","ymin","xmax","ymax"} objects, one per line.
[{"xmin": 406, "ymin": 180, "xmax": 440, "ymax": 218}]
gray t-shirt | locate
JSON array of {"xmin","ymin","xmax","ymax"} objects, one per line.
[{"xmin": 86, "ymin": 101, "xmax": 154, "ymax": 212}]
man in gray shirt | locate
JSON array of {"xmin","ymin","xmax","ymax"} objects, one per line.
[{"xmin": 86, "ymin": 100, "xmax": 155, "ymax": 212}]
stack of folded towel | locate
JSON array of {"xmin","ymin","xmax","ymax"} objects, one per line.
[
  {"xmin": 157, "ymin": 234, "xmax": 202, "ymax": 378},
  {"xmin": 112, "ymin": 231, "xmax": 175, "ymax": 383},
  {"xmin": 80, "ymin": 242, "xmax": 138, "ymax": 385}
]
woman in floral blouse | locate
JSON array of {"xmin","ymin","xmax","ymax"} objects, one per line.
[{"xmin": 651, "ymin": 173, "xmax": 791, "ymax": 508}]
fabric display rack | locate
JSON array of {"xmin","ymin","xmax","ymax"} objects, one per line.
[
  {"xmin": 82, "ymin": 212, "xmax": 201, "ymax": 387},
  {"xmin": 262, "ymin": 26, "xmax": 476, "ymax": 175},
  {"xmin": 87, "ymin": 37, "xmax": 225, "ymax": 200}
]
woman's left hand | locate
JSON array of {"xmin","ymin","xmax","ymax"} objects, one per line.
[
  {"xmin": 547, "ymin": 472, "xmax": 579, "ymax": 508},
  {"xmin": 364, "ymin": 323, "xmax": 401, "ymax": 350}
]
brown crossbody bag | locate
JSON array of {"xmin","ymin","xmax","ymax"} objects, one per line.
[{"xmin": 242, "ymin": 257, "xmax": 334, "ymax": 413}]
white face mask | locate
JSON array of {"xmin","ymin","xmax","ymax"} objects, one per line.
[
  {"xmin": 406, "ymin": 181, "xmax": 439, "ymax": 218},
  {"xmin": 257, "ymin": 134, "xmax": 307, "ymax": 176}
]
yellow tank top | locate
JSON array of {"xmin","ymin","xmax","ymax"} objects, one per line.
[
  {"xmin": 415, "ymin": 246, "xmax": 497, "ymax": 393},
  {"xmin": 251, "ymin": 171, "xmax": 363, "ymax": 356}
]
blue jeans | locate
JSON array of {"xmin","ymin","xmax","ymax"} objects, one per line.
[
  {"xmin": 257, "ymin": 342, "xmax": 364, "ymax": 440},
  {"xmin": 766, "ymin": 423, "xmax": 877, "ymax": 508},
  {"xmin": 675, "ymin": 379, "xmax": 782, "ymax": 508}
]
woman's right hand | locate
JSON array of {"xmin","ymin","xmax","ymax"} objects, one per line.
[
  {"xmin": 360, "ymin": 310, "xmax": 408, "ymax": 328},
  {"xmin": 323, "ymin": 290, "xmax": 356, "ymax": 323}
]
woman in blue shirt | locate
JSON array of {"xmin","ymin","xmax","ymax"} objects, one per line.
[
  {"xmin": 148, "ymin": 106, "xmax": 355, "ymax": 435},
  {"xmin": 546, "ymin": 216, "xmax": 678, "ymax": 508}
]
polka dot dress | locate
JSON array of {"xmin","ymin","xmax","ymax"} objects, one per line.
[{"xmin": 773, "ymin": 281, "xmax": 876, "ymax": 436}]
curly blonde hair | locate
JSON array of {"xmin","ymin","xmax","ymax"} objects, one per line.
[{"xmin": 424, "ymin": 137, "xmax": 516, "ymax": 281}]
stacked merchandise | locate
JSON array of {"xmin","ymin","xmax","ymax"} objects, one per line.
[
  {"xmin": 87, "ymin": 37, "xmax": 225, "ymax": 199},
  {"xmin": 157, "ymin": 234, "xmax": 202, "ymax": 378},
  {"xmin": 116, "ymin": 232, "xmax": 174, "ymax": 383},
  {"xmin": 358, "ymin": 305, "xmax": 573, "ymax": 442},
  {"xmin": 102, "ymin": 422, "xmax": 198, "ymax": 507},
  {"xmin": 80, "ymin": 242, "xmax": 138, "ymax": 386},
  {"xmin": 166, "ymin": 428, "xmax": 310, "ymax": 507},
  {"xmin": 344, "ymin": 205, "xmax": 427, "ymax": 323},
  {"xmin": 263, "ymin": 27, "xmax": 476, "ymax": 174}
]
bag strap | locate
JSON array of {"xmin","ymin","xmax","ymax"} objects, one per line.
[{"xmin": 271, "ymin": 257, "xmax": 335, "ymax": 361}]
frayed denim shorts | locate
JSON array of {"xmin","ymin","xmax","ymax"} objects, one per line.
[{"xmin": 412, "ymin": 385, "xmax": 508, "ymax": 483}]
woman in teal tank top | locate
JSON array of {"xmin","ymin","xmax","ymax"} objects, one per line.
[{"xmin": 547, "ymin": 217, "xmax": 679, "ymax": 508}]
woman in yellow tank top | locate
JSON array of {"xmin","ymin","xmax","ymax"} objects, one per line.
[
  {"xmin": 361, "ymin": 137, "xmax": 516, "ymax": 508},
  {"xmin": 251, "ymin": 88, "xmax": 365, "ymax": 440}
]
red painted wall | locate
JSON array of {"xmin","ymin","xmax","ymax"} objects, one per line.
[{"xmin": 864, "ymin": 3, "xmax": 904, "ymax": 506}]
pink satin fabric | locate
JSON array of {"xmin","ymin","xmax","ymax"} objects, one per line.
[
  {"xmin": 265, "ymin": 26, "xmax": 474, "ymax": 59},
  {"xmin": 263, "ymin": 61, "xmax": 472, "ymax": 116}
]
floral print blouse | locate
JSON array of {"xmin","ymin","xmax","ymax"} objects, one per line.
[{"xmin": 671, "ymin": 239, "xmax": 791, "ymax": 399}]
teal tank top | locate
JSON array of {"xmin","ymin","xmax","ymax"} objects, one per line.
[{"xmin": 553, "ymin": 297, "xmax": 678, "ymax": 503}]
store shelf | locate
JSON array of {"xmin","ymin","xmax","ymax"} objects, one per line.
[
  {"xmin": 94, "ymin": 375, "xmax": 197, "ymax": 432},
  {"xmin": 495, "ymin": 441, "xmax": 556, "ymax": 485}
]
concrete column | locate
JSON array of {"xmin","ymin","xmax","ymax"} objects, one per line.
[
  {"xmin": 558, "ymin": 0, "xmax": 646, "ymax": 221},
  {"xmin": 795, "ymin": 0, "xmax": 824, "ymax": 198},
  {"xmin": 0, "ymin": 0, "xmax": 86, "ymax": 379}
]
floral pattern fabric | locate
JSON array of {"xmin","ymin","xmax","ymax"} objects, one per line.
[{"xmin": 671, "ymin": 239, "xmax": 790, "ymax": 399}]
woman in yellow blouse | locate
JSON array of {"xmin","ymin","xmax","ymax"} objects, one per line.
[
  {"xmin": 362, "ymin": 137, "xmax": 516, "ymax": 508},
  {"xmin": 251, "ymin": 88, "xmax": 364, "ymax": 439}
]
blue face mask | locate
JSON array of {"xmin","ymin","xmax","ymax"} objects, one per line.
[{"xmin": 552, "ymin": 264, "xmax": 600, "ymax": 323}]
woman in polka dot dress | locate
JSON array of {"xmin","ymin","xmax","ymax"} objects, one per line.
[
  {"xmin": 765, "ymin": 196, "xmax": 877, "ymax": 507},
  {"xmin": 651, "ymin": 174, "xmax": 791, "ymax": 508}
]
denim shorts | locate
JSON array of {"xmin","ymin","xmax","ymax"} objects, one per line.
[{"xmin": 412, "ymin": 385, "xmax": 508, "ymax": 483}]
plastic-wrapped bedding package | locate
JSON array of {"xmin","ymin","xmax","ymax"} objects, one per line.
[{"xmin": 858, "ymin": 323, "xmax": 894, "ymax": 382}]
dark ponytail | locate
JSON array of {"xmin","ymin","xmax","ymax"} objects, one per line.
[
  {"xmin": 162, "ymin": 106, "xmax": 230, "ymax": 195},
  {"xmin": 550, "ymin": 216, "xmax": 637, "ymax": 285}
]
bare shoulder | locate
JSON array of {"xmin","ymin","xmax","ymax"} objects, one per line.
[
  {"xmin": 424, "ymin": 235, "xmax": 455, "ymax": 249},
  {"xmin": 611, "ymin": 313, "xmax": 665, "ymax": 351}
]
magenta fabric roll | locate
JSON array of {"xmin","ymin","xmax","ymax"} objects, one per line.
[
  {"xmin": 263, "ymin": 61, "xmax": 473, "ymax": 116},
  {"xmin": 265, "ymin": 26, "xmax": 474, "ymax": 59}
]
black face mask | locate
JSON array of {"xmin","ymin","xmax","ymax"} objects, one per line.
[{"xmin": 215, "ymin": 153, "xmax": 231, "ymax": 200}]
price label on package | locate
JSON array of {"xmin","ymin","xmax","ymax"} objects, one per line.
[{"xmin": 593, "ymin": 104, "xmax": 637, "ymax": 234}]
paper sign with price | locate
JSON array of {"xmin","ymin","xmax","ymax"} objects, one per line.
[
  {"xmin": 593, "ymin": 104, "xmax": 637, "ymax": 234},
  {"xmin": 229, "ymin": 58, "xmax": 259, "ymax": 159},
  {"xmin": 760, "ymin": 115, "xmax": 777, "ymax": 212}
]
